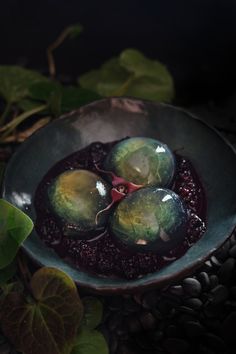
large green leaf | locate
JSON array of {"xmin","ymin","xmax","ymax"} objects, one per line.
[
  {"xmin": 71, "ymin": 329, "xmax": 109, "ymax": 354},
  {"xmin": 124, "ymin": 75, "xmax": 175, "ymax": 102},
  {"xmin": 0, "ymin": 261, "xmax": 17, "ymax": 286},
  {"xmin": 0, "ymin": 66, "xmax": 48, "ymax": 104},
  {"xmin": 28, "ymin": 80, "xmax": 62, "ymax": 116},
  {"xmin": 120, "ymin": 48, "xmax": 174, "ymax": 101},
  {"xmin": 61, "ymin": 87, "xmax": 101, "ymax": 112},
  {"xmin": 0, "ymin": 199, "xmax": 34, "ymax": 269},
  {"xmin": 81, "ymin": 297, "xmax": 103, "ymax": 330},
  {"xmin": 28, "ymin": 81, "xmax": 62, "ymax": 102},
  {"xmin": 120, "ymin": 48, "xmax": 173, "ymax": 81},
  {"xmin": 79, "ymin": 49, "xmax": 174, "ymax": 102},
  {"xmin": 23, "ymin": 82, "xmax": 100, "ymax": 115},
  {"xmin": 0, "ymin": 267, "xmax": 84, "ymax": 354},
  {"xmin": 79, "ymin": 58, "xmax": 128, "ymax": 96}
]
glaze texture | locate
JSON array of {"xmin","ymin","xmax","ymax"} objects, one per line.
[
  {"xmin": 110, "ymin": 187, "xmax": 187, "ymax": 253},
  {"xmin": 104, "ymin": 137, "xmax": 175, "ymax": 187},
  {"xmin": 48, "ymin": 170, "xmax": 111, "ymax": 237}
]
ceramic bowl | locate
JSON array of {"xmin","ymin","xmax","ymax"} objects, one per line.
[{"xmin": 2, "ymin": 97, "xmax": 236, "ymax": 294}]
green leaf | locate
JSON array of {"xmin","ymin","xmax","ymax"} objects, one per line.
[
  {"xmin": 0, "ymin": 66, "xmax": 48, "ymax": 104},
  {"xmin": 0, "ymin": 199, "xmax": 34, "ymax": 269},
  {"xmin": 79, "ymin": 58, "xmax": 128, "ymax": 96},
  {"xmin": 0, "ymin": 261, "xmax": 17, "ymax": 285},
  {"xmin": 81, "ymin": 297, "xmax": 103, "ymax": 330},
  {"xmin": 120, "ymin": 48, "xmax": 169, "ymax": 79},
  {"xmin": 19, "ymin": 81, "xmax": 63, "ymax": 116},
  {"xmin": 26, "ymin": 82, "xmax": 100, "ymax": 114},
  {"xmin": 28, "ymin": 81, "xmax": 62, "ymax": 102},
  {"xmin": 79, "ymin": 69, "xmax": 102, "ymax": 92},
  {"xmin": 119, "ymin": 48, "xmax": 174, "ymax": 101},
  {"xmin": 68, "ymin": 24, "xmax": 83, "ymax": 39},
  {"xmin": 0, "ymin": 267, "xmax": 84, "ymax": 354},
  {"xmin": 79, "ymin": 49, "xmax": 174, "ymax": 102},
  {"xmin": 71, "ymin": 329, "xmax": 108, "ymax": 354},
  {"xmin": 48, "ymin": 89, "xmax": 62, "ymax": 117},
  {"xmin": 27, "ymin": 81, "xmax": 63, "ymax": 117},
  {"xmin": 125, "ymin": 75, "xmax": 175, "ymax": 102},
  {"xmin": 18, "ymin": 98, "xmax": 47, "ymax": 112},
  {"xmin": 61, "ymin": 87, "xmax": 101, "ymax": 112}
]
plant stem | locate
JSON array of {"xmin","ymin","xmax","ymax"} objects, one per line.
[
  {"xmin": 0, "ymin": 101, "xmax": 11, "ymax": 126},
  {"xmin": 47, "ymin": 26, "xmax": 75, "ymax": 78},
  {"xmin": 0, "ymin": 104, "xmax": 47, "ymax": 142}
]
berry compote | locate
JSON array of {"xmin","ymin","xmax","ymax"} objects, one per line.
[{"xmin": 34, "ymin": 140, "xmax": 206, "ymax": 279}]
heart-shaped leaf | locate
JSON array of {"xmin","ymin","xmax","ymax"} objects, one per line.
[
  {"xmin": 0, "ymin": 267, "xmax": 84, "ymax": 354},
  {"xmin": 124, "ymin": 75, "xmax": 175, "ymax": 102},
  {"xmin": 48, "ymin": 89, "xmax": 62, "ymax": 117},
  {"xmin": 81, "ymin": 297, "xmax": 103, "ymax": 330},
  {"xmin": 28, "ymin": 81, "xmax": 62, "ymax": 102},
  {"xmin": 79, "ymin": 49, "xmax": 174, "ymax": 102},
  {"xmin": 61, "ymin": 87, "xmax": 101, "ymax": 112},
  {"xmin": 120, "ymin": 48, "xmax": 172, "ymax": 81},
  {"xmin": 79, "ymin": 58, "xmax": 128, "ymax": 97},
  {"xmin": 71, "ymin": 329, "xmax": 109, "ymax": 354},
  {"xmin": 27, "ymin": 81, "xmax": 63, "ymax": 116},
  {"xmin": 0, "ymin": 66, "xmax": 48, "ymax": 104},
  {"xmin": 119, "ymin": 49, "xmax": 174, "ymax": 101},
  {"xmin": 22, "ymin": 83, "xmax": 100, "ymax": 115},
  {"xmin": 0, "ymin": 199, "xmax": 34, "ymax": 269}
]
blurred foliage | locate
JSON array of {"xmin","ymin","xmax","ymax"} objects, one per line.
[{"xmin": 79, "ymin": 48, "xmax": 174, "ymax": 102}]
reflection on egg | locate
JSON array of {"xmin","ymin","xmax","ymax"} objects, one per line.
[
  {"xmin": 104, "ymin": 137, "xmax": 175, "ymax": 187},
  {"xmin": 48, "ymin": 169, "xmax": 111, "ymax": 237}
]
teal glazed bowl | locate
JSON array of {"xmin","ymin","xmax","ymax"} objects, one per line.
[{"xmin": 2, "ymin": 97, "xmax": 236, "ymax": 294}]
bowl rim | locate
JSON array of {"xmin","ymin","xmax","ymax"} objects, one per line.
[{"xmin": 2, "ymin": 97, "xmax": 236, "ymax": 294}]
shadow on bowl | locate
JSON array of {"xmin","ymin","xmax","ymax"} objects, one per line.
[{"xmin": 2, "ymin": 97, "xmax": 236, "ymax": 294}]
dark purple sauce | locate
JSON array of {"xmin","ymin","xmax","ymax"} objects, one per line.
[{"xmin": 34, "ymin": 140, "xmax": 206, "ymax": 279}]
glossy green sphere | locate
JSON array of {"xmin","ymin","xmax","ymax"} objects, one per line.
[
  {"xmin": 110, "ymin": 188, "xmax": 187, "ymax": 253},
  {"xmin": 104, "ymin": 137, "xmax": 175, "ymax": 187},
  {"xmin": 48, "ymin": 170, "xmax": 111, "ymax": 234}
]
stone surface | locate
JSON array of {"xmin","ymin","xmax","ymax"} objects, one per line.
[
  {"xmin": 229, "ymin": 244, "xmax": 236, "ymax": 258},
  {"xmin": 163, "ymin": 338, "xmax": 189, "ymax": 354},
  {"xmin": 104, "ymin": 231, "xmax": 236, "ymax": 354},
  {"xmin": 184, "ymin": 320, "xmax": 205, "ymax": 337},
  {"xmin": 182, "ymin": 278, "xmax": 202, "ymax": 297},
  {"xmin": 210, "ymin": 285, "xmax": 229, "ymax": 305},
  {"xmin": 218, "ymin": 258, "xmax": 235, "ymax": 285}
]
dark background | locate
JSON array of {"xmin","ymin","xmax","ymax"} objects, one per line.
[
  {"xmin": 1, "ymin": 0, "xmax": 236, "ymax": 104},
  {"xmin": 1, "ymin": 3, "xmax": 236, "ymax": 354}
]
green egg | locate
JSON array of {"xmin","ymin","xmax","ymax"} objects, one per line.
[
  {"xmin": 110, "ymin": 188, "xmax": 187, "ymax": 253},
  {"xmin": 48, "ymin": 170, "xmax": 111, "ymax": 236},
  {"xmin": 104, "ymin": 137, "xmax": 175, "ymax": 187}
]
